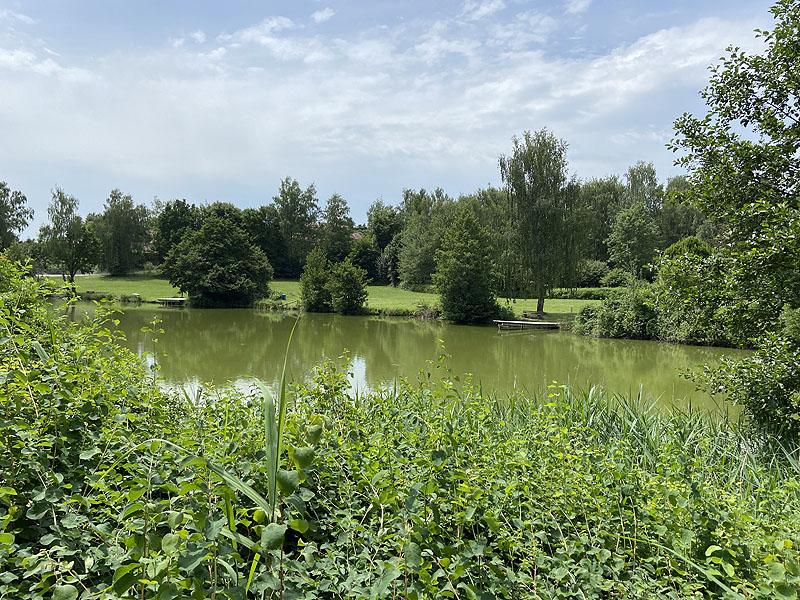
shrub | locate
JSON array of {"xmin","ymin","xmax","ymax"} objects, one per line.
[
  {"xmin": 574, "ymin": 282, "xmax": 657, "ymax": 339},
  {"xmin": 300, "ymin": 246, "xmax": 332, "ymax": 312},
  {"xmin": 575, "ymin": 259, "xmax": 609, "ymax": 287},
  {"xmin": 326, "ymin": 258, "xmax": 369, "ymax": 314},
  {"xmin": 601, "ymin": 267, "xmax": 633, "ymax": 287}
]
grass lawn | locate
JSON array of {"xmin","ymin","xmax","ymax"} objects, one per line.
[
  {"xmin": 54, "ymin": 274, "xmax": 600, "ymax": 318},
  {"xmin": 46, "ymin": 274, "xmax": 181, "ymax": 302}
]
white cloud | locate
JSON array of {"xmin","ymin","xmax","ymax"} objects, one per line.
[
  {"xmin": 311, "ymin": 8, "xmax": 335, "ymax": 24},
  {"xmin": 0, "ymin": 5, "xmax": 772, "ymax": 233},
  {"xmin": 564, "ymin": 0, "xmax": 592, "ymax": 15},
  {"xmin": 190, "ymin": 30, "xmax": 206, "ymax": 44},
  {"xmin": 461, "ymin": 0, "xmax": 506, "ymax": 21},
  {"xmin": 0, "ymin": 9, "xmax": 36, "ymax": 25}
]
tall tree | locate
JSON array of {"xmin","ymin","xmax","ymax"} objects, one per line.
[
  {"xmin": 272, "ymin": 177, "xmax": 319, "ymax": 277},
  {"xmin": 576, "ymin": 176, "xmax": 626, "ymax": 262},
  {"xmin": 670, "ymin": 0, "xmax": 800, "ymax": 341},
  {"xmin": 320, "ymin": 193, "xmax": 354, "ymax": 263},
  {"xmin": 433, "ymin": 209, "xmax": 499, "ymax": 323},
  {"xmin": 0, "ymin": 181, "xmax": 33, "ymax": 249},
  {"xmin": 668, "ymin": 0, "xmax": 800, "ymax": 437},
  {"xmin": 153, "ymin": 199, "xmax": 202, "ymax": 263},
  {"xmin": 366, "ymin": 200, "xmax": 402, "ymax": 253},
  {"xmin": 38, "ymin": 188, "xmax": 99, "ymax": 283},
  {"xmin": 499, "ymin": 129, "xmax": 579, "ymax": 312},
  {"xmin": 242, "ymin": 205, "xmax": 286, "ymax": 274},
  {"xmin": 92, "ymin": 189, "xmax": 149, "ymax": 276},
  {"xmin": 624, "ymin": 161, "xmax": 663, "ymax": 214},
  {"xmin": 605, "ymin": 203, "xmax": 660, "ymax": 277}
]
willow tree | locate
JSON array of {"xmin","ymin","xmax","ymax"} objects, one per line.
[{"xmin": 499, "ymin": 129, "xmax": 579, "ymax": 312}]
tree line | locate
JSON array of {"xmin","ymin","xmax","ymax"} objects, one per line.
[{"xmin": 1, "ymin": 138, "xmax": 708, "ymax": 313}]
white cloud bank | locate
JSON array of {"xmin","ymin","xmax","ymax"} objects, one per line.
[{"xmin": 0, "ymin": 4, "xmax": 770, "ymax": 228}]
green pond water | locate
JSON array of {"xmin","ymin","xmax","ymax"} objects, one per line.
[{"xmin": 67, "ymin": 303, "xmax": 749, "ymax": 412}]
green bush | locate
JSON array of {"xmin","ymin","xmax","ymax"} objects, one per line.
[
  {"xmin": 299, "ymin": 246, "xmax": 332, "ymax": 312},
  {"xmin": 326, "ymin": 257, "xmax": 369, "ymax": 314},
  {"xmin": 601, "ymin": 267, "xmax": 633, "ymax": 287},
  {"xmin": 574, "ymin": 282, "xmax": 657, "ymax": 339},
  {"xmin": 575, "ymin": 259, "xmax": 609, "ymax": 287},
  {"xmin": 550, "ymin": 287, "xmax": 616, "ymax": 300}
]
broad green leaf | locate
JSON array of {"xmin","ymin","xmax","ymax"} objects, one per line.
[
  {"xmin": 306, "ymin": 423, "xmax": 323, "ymax": 445},
  {"xmin": 51, "ymin": 585, "xmax": 78, "ymax": 600},
  {"xmin": 113, "ymin": 563, "xmax": 141, "ymax": 596},
  {"xmin": 288, "ymin": 518, "xmax": 309, "ymax": 534},
  {"xmin": 277, "ymin": 469, "xmax": 300, "ymax": 495},
  {"xmin": 167, "ymin": 512, "xmax": 184, "ymax": 529},
  {"xmin": 0, "ymin": 487, "xmax": 17, "ymax": 495},
  {"xmin": 177, "ymin": 547, "xmax": 208, "ymax": 573},
  {"xmin": 776, "ymin": 583, "xmax": 798, "ymax": 600},
  {"xmin": 156, "ymin": 582, "xmax": 180, "ymax": 600},
  {"xmin": 768, "ymin": 561, "xmax": 787, "ymax": 581},
  {"xmin": 405, "ymin": 542, "xmax": 422, "ymax": 572},
  {"xmin": 293, "ymin": 446, "xmax": 315, "ymax": 470},
  {"xmin": 79, "ymin": 447, "xmax": 100, "ymax": 461},
  {"xmin": 261, "ymin": 523, "xmax": 287, "ymax": 550},
  {"xmin": 370, "ymin": 565, "xmax": 401, "ymax": 599},
  {"xmin": 0, "ymin": 533, "xmax": 14, "ymax": 545},
  {"xmin": 161, "ymin": 533, "xmax": 180, "ymax": 554}
]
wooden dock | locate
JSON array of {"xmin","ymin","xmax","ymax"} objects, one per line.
[
  {"xmin": 493, "ymin": 319, "xmax": 559, "ymax": 331},
  {"xmin": 157, "ymin": 297, "xmax": 187, "ymax": 307}
]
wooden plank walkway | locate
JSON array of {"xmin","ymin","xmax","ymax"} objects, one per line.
[
  {"xmin": 157, "ymin": 297, "xmax": 187, "ymax": 307},
  {"xmin": 493, "ymin": 319, "xmax": 559, "ymax": 330}
]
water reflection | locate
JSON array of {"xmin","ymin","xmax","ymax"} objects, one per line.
[{"xmin": 67, "ymin": 303, "xmax": 748, "ymax": 412}]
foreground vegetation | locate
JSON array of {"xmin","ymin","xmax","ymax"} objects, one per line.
[{"xmin": 4, "ymin": 262, "xmax": 800, "ymax": 599}]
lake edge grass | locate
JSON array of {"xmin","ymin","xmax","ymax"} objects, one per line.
[{"xmin": 47, "ymin": 273, "xmax": 600, "ymax": 320}]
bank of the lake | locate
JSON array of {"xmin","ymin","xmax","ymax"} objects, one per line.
[
  {"xmin": 47, "ymin": 273, "xmax": 599, "ymax": 319},
  {"xmin": 6, "ymin": 261, "xmax": 800, "ymax": 599}
]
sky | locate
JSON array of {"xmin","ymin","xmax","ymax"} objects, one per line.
[{"xmin": 0, "ymin": 0, "xmax": 777, "ymax": 236}]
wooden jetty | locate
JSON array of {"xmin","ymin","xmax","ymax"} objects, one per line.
[
  {"xmin": 493, "ymin": 319, "xmax": 559, "ymax": 331},
  {"xmin": 157, "ymin": 297, "xmax": 187, "ymax": 307}
]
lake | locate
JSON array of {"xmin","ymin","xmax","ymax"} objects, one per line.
[{"xmin": 66, "ymin": 303, "xmax": 748, "ymax": 412}]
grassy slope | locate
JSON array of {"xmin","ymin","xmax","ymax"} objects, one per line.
[{"xmin": 53, "ymin": 274, "xmax": 599, "ymax": 318}]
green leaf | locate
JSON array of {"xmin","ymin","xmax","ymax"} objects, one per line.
[
  {"xmin": 51, "ymin": 585, "xmax": 78, "ymax": 600},
  {"xmin": 167, "ymin": 511, "xmax": 184, "ymax": 529},
  {"xmin": 161, "ymin": 533, "xmax": 181, "ymax": 554},
  {"xmin": 0, "ymin": 533, "xmax": 14, "ymax": 545},
  {"xmin": 288, "ymin": 518, "xmax": 309, "ymax": 534},
  {"xmin": 405, "ymin": 542, "xmax": 422, "ymax": 572},
  {"xmin": 293, "ymin": 446, "xmax": 315, "ymax": 470},
  {"xmin": 177, "ymin": 547, "xmax": 208, "ymax": 573},
  {"xmin": 261, "ymin": 523, "xmax": 287, "ymax": 551},
  {"xmin": 306, "ymin": 423, "xmax": 323, "ymax": 445},
  {"xmin": 769, "ymin": 561, "xmax": 787, "ymax": 582},
  {"xmin": 776, "ymin": 583, "xmax": 798, "ymax": 600},
  {"xmin": 370, "ymin": 565, "xmax": 401, "ymax": 599},
  {"xmin": 113, "ymin": 563, "xmax": 141, "ymax": 596},
  {"xmin": 277, "ymin": 469, "xmax": 300, "ymax": 495},
  {"xmin": 204, "ymin": 517, "xmax": 226, "ymax": 541},
  {"xmin": 156, "ymin": 582, "xmax": 180, "ymax": 600},
  {"xmin": 0, "ymin": 487, "xmax": 17, "ymax": 495},
  {"xmin": 31, "ymin": 341, "xmax": 50, "ymax": 362},
  {"xmin": 79, "ymin": 447, "xmax": 100, "ymax": 461}
]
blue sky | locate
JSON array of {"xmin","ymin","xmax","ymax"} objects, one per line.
[{"xmin": 0, "ymin": 0, "xmax": 776, "ymax": 235}]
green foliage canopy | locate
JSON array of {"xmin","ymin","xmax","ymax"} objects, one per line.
[
  {"xmin": 0, "ymin": 181, "xmax": 33, "ymax": 249},
  {"xmin": 163, "ymin": 213, "xmax": 273, "ymax": 306},
  {"xmin": 433, "ymin": 209, "xmax": 499, "ymax": 323}
]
